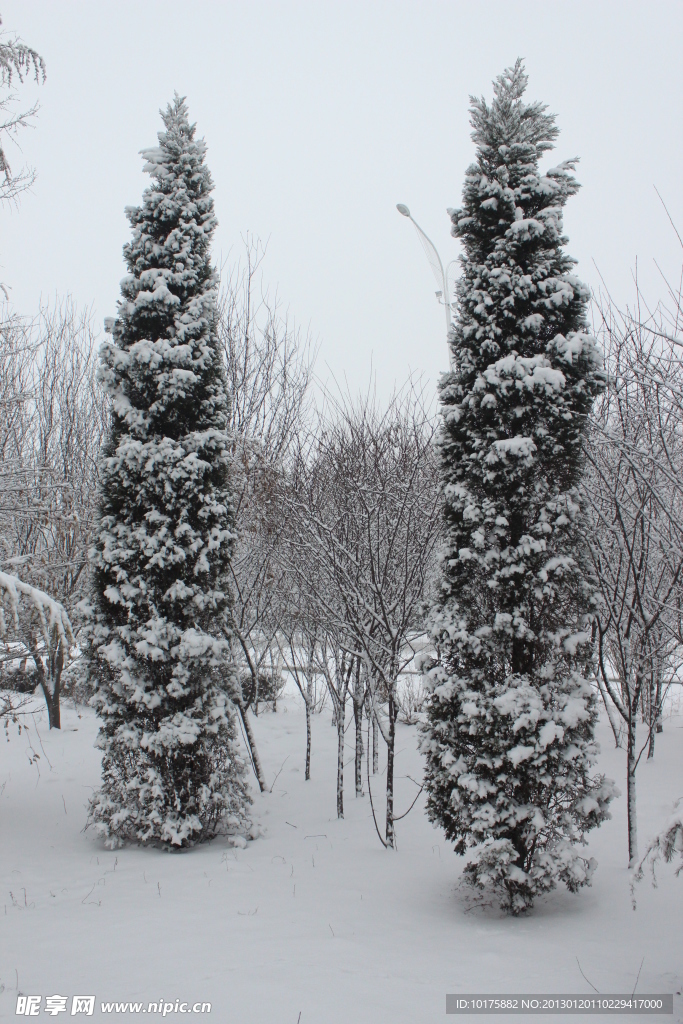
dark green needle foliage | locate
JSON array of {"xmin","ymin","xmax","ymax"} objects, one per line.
[
  {"xmin": 421, "ymin": 62, "xmax": 617, "ymax": 913},
  {"xmin": 88, "ymin": 96, "xmax": 250, "ymax": 848}
]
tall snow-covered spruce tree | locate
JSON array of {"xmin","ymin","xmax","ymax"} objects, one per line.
[
  {"xmin": 88, "ymin": 96, "xmax": 250, "ymax": 848},
  {"xmin": 421, "ymin": 62, "xmax": 617, "ymax": 912}
]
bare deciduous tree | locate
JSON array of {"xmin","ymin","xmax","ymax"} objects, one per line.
[
  {"xmin": 286, "ymin": 381, "xmax": 441, "ymax": 845},
  {"xmin": 215, "ymin": 238, "xmax": 316, "ymax": 789},
  {"xmin": 584, "ymin": 266, "xmax": 683, "ymax": 866},
  {"xmin": 0, "ymin": 300, "xmax": 105, "ymax": 726},
  {"xmin": 0, "ymin": 14, "xmax": 46, "ymax": 208}
]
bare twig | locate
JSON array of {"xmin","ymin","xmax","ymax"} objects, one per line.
[{"xmin": 576, "ymin": 957, "xmax": 600, "ymax": 994}]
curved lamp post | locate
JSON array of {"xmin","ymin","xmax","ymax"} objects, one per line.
[{"xmin": 397, "ymin": 203, "xmax": 454, "ymax": 369}]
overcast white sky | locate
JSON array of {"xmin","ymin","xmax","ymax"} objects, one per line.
[{"xmin": 2, "ymin": 1, "xmax": 682, "ymax": 396}]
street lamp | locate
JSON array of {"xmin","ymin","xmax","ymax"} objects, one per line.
[{"xmin": 397, "ymin": 203, "xmax": 454, "ymax": 369}]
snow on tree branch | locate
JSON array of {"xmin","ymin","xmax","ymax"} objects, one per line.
[{"xmin": 0, "ymin": 570, "xmax": 74, "ymax": 652}]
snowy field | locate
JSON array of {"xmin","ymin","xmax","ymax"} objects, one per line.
[{"xmin": 1, "ymin": 695, "xmax": 682, "ymax": 1023}]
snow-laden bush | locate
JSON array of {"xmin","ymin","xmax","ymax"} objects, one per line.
[{"xmin": 397, "ymin": 675, "xmax": 427, "ymax": 725}]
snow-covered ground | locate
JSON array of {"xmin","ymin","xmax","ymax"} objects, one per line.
[{"xmin": 1, "ymin": 695, "xmax": 682, "ymax": 1022}]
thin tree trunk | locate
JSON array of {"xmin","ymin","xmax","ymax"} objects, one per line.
[
  {"xmin": 253, "ymin": 666, "xmax": 260, "ymax": 717},
  {"xmin": 236, "ymin": 698, "xmax": 267, "ymax": 793},
  {"xmin": 271, "ymin": 647, "xmax": 281, "ymax": 712},
  {"xmin": 34, "ymin": 641, "xmax": 62, "ymax": 729},
  {"xmin": 655, "ymin": 667, "xmax": 663, "ymax": 734},
  {"xmin": 627, "ymin": 718, "xmax": 638, "ymax": 868},
  {"xmin": 305, "ymin": 693, "xmax": 311, "ymax": 781},
  {"xmin": 353, "ymin": 660, "xmax": 364, "ymax": 797},
  {"xmin": 336, "ymin": 703, "xmax": 345, "ymax": 818},
  {"xmin": 648, "ymin": 668, "xmax": 663, "ymax": 756},
  {"xmin": 284, "ymin": 642, "xmax": 313, "ymax": 779},
  {"xmin": 596, "ymin": 671, "xmax": 623, "ymax": 748},
  {"xmin": 41, "ymin": 684, "xmax": 61, "ymax": 729},
  {"xmin": 385, "ymin": 689, "xmax": 396, "ymax": 848},
  {"xmin": 372, "ymin": 710, "xmax": 379, "ymax": 774},
  {"xmin": 647, "ymin": 674, "xmax": 656, "ymax": 760}
]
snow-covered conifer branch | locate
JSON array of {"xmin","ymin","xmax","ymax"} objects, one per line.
[{"xmin": 634, "ymin": 799, "xmax": 683, "ymax": 884}]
